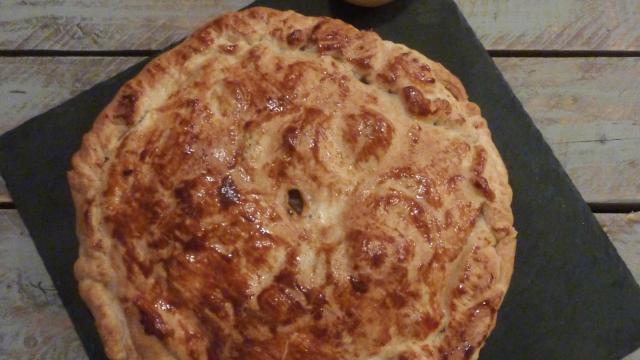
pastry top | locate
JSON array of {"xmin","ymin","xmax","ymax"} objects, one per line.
[{"xmin": 69, "ymin": 7, "xmax": 516, "ymax": 360}]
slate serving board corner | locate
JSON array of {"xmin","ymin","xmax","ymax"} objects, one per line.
[{"xmin": 1, "ymin": 0, "xmax": 639, "ymax": 359}]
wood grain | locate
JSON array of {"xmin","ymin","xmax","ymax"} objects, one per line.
[
  {"xmin": 0, "ymin": 0, "xmax": 251, "ymax": 51},
  {"xmin": 0, "ymin": 0, "xmax": 638, "ymax": 51},
  {"xmin": 0, "ymin": 210, "xmax": 86, "ymax": 359},
  {"xmin": 0, "ymin": 57, "xmax": 143, "ymax": 135},
  {"xmin": 597, "ymin": 212, "xmax": 640, "ymax": 284},
  {"xmin": 0, "ymin": 57, "xmax": 143, "ymax": 203},
  {"xmin": 495, "ymin": 57, "xmax": 640, "ymax": 204},
  {"xmin": 0, "ymin": 208, "xmax": 637, "ymax": 358},
  {"xmin": 455, "ymin": 0, "xmax": 640, "ymax": 51},
  {"xmin": 1, "ymin": 57, "xmax": 639, "ymax": 204}
]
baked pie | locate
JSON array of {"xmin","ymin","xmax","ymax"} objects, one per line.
[{"xmin": 69, "ymin": 7, "xmax": 516, "ymax": 360}]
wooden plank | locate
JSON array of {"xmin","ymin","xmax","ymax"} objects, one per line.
[
  {"xmin": 0, "ymin": 210, "xmax": 86, "ymax": 359},
  {"xmin": 454, "ymin": 0, "xmax": 640, "ymax": 51},
  {"xmin": 0, "ymin": 209, "xmax": 637, "ymax": 358},
  {"xmin": 495, "ymin": 57, "xmax": 640, "ymax": 204},
  {"xmin": 597, "ymin": 212, "xmax": 640, "ymax": 285},
  {"xmin": 0, "ymin": 57, "xmax": 144, "ymax": 203},
  {"xmin": 0, "ymin": 0, "xmax": 638, "ymax": 51},
  {"xmin": 0, "ymin": 57, "xmax": 144, "ymax": 135},
  {"xmin": 2, "ymin": 56, "xmax": 639, "ymax": 204},
  {"xmin": 0, "ymin": 0, "xmax": 251, "ymax": 51}
]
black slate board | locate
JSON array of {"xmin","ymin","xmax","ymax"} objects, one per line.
[{"xmin": 1, "ymin": 0, "xmax": 639, "ymax": 359}]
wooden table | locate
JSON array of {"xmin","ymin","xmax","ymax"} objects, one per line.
[{"xmin": 1, "ymin": 0, "xmax": 638, "ymax": 358}]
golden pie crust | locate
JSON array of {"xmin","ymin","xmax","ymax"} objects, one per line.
[{"xmin": 68, "ymin": 7, "xmax": 516, "ymax": 360}]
